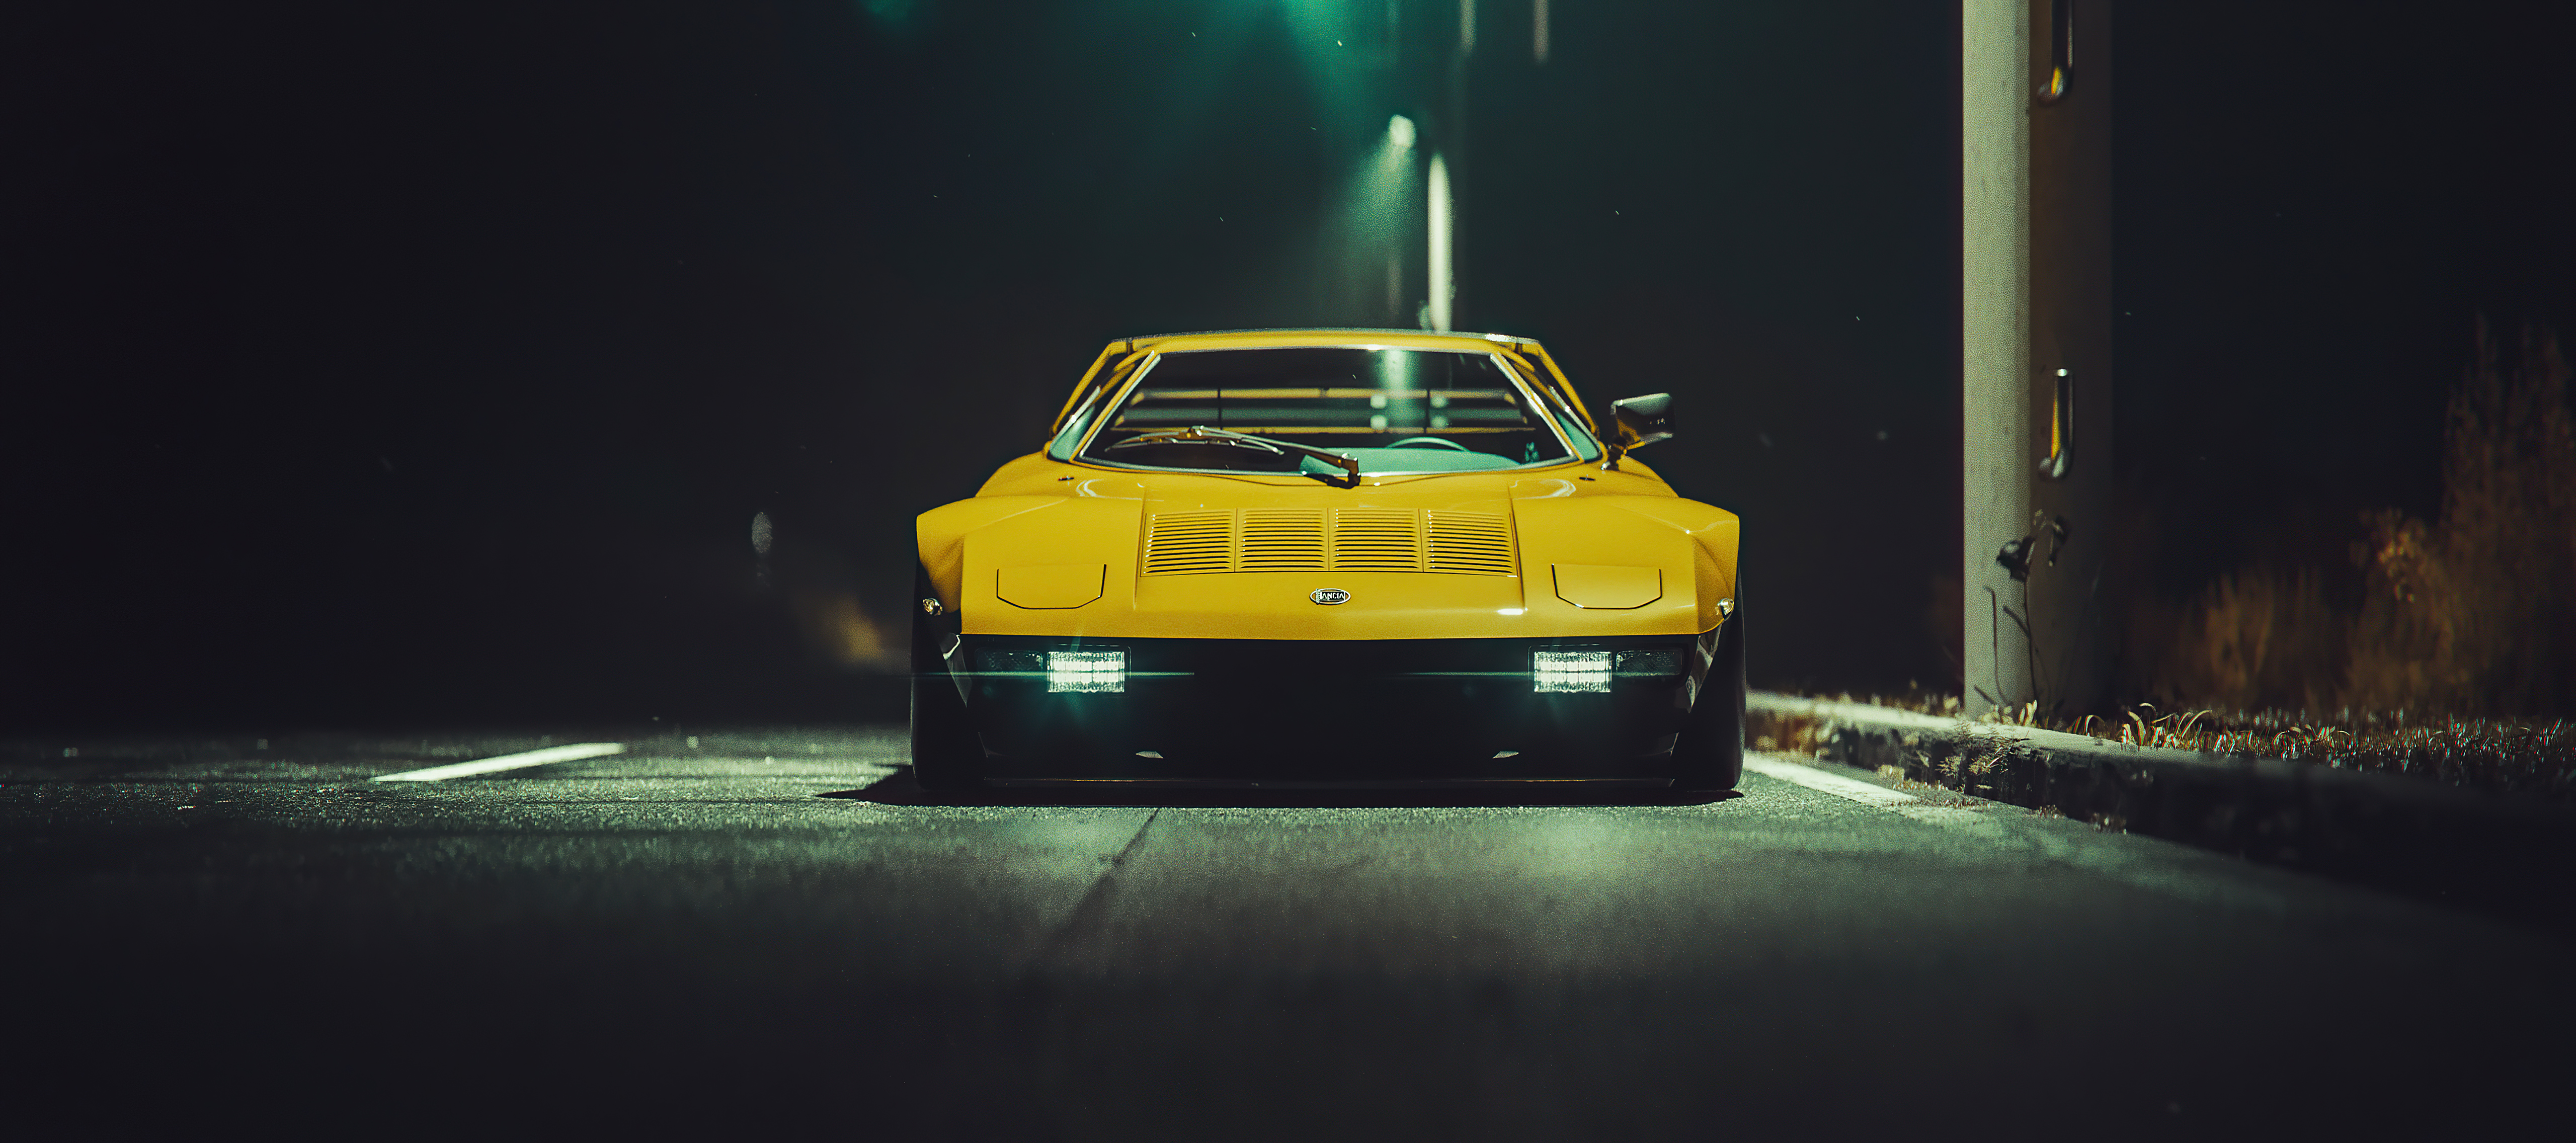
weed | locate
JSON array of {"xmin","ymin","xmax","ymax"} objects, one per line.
[
  {"xmin": 1980, "ymin": 698, "xmax": 2043, "ymax": 728},
  {"xmin": 1863, "ymin": 691, "xmax": 2571, "ymax": 804},
  {"xmin": 2104, "ymin": 705, "xmax": 2214, "ymax": 750},
  {"xmin": 2058, "ymin": 702, "xmax": 2576, "ymax": 801}
]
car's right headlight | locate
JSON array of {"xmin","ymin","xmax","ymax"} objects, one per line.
[{"xmin": 972, "ymin": 647, "xmax": 1129, "ymax": 694}]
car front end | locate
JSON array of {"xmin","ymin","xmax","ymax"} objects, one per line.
[{"xmin": 910, "ymin": 329, "xmax": 1741, "ymax": 786}]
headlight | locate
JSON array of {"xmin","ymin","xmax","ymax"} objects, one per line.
[
  {"xmin": 972, "ymin": 648, "xmax": 1128, "ymax": 694},
  {"xmin": 1045, "ymin": 650, "xmax": 1126, "ymax": 693},
  {"xmin": 1532, "ymin": 650, "xmax": 1613, "ymax": 693}
]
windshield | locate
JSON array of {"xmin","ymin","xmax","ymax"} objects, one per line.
[{"xmin": 1076, "ymin": 347, "xmax": 1590, "ymax": 475}]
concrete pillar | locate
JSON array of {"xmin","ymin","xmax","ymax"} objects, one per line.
[
  {"xmin": 1962, "ymin": 0, "xmax": 2114, "ymax": 718},
  {"xmin": 1963, "ymin": 0, "xmax": 2034, "ymax": 715}
]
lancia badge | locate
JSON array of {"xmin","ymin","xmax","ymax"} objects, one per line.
[{"xmin": 1309, "ymin": 588, "xmax": 1351, "ymax": 606}]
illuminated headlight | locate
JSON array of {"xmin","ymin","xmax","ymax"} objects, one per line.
[
  {"xmin": 1046, "ymin": 650, "xmax": 1126, "ymax": 693},
  {"xmin": 1532, "ymin": 650, "xmax": 1614, "ymax": 693}
]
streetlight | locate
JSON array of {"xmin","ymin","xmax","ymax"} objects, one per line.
[{"xmin": 1428, "ymin": 152, "xmax": 1452, "ymax": 332}]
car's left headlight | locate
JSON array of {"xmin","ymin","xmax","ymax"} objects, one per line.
[
  {"xmin": 1045, "ymin": 650, "xmax": 1126, "ymax": 693},
  {"xmin": 1532, "ymin": 650, "xmax": 1614, "ymax": 693},
  {"xmin": 1532, "ymin": 647, "xmax": 1683, "ymax": 692}
]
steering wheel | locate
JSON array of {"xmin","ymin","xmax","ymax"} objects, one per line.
[{"xmin": 1386, "ymin": 436, "xmax": 1471, "ymax": 452}]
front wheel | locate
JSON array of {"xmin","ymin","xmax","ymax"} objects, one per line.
[
  {"xmin": 909, "ymin": 565, "xmax": 981, "ymax": 791},
  {"xmin": 1670, "ymin": 613, "xmax": 1745, "ymax": 792}
]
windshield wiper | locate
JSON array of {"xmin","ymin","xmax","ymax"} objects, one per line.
[{"xmin": 1102, "ymin": 426, "xmax": 1362, "ymax": 487}]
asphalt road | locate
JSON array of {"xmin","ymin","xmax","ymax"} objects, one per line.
[{"xmin": 5, "ymin": 730, "xmax": 2566, "ymax": 1140}]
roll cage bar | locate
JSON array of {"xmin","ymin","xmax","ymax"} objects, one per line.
[{"xmin": 1044, "ymin": 332, "xmax": 1604, "ymax": 445}]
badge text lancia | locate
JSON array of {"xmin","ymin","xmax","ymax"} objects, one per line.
[{"xmin": 1309, "ymin": 588, "xmax": 1351, "ymax": 606}]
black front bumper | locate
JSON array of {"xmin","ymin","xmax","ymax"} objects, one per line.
[{"xmin": 943, "ymin": 634, "xmax": 1709, "ymax": 779}]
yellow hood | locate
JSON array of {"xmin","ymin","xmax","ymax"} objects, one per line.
[{"xmin": 917, "ymin": 453, "xmax": 1737, "ymax": 641}]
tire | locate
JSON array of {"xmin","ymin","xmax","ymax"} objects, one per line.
[
  {"xmin": 1671, "ymin": 612, "xmax": 1745, "ymax": 792},
  {"xmin": 909, "ymin": 565, "xmax": 981, "ymax": 791}
]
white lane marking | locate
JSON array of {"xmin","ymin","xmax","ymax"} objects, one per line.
[
  {"xmin": 372, "ymin": 743, "xmax": 626, "ymax": 783},
  {"xmin": 1742, "ymin": 755, "xmax": 1919, "ymax": 807},
  {"xmin": 1747, "ymin": 755, "xmax": 2005, "ymax": 837}
]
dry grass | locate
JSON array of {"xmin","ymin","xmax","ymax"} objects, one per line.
[
  {"xmin": 2138, "ymin": 322, "xmax": 2573, "ymax": 719},
  {"xmin": 2057, "ymin": 703, "xmax": 2576, "ymax": 801},
  {"xmin": 1781, "ymin": 692, "xmax": 2576, "ymax": 804},
  {"xmin": 2107, "ymin": 322, "xmax": 2576, "ymax": 798},
  {"xmin": 1791, "ymin": 329, "xmax": 2575, "ymax": 800},
  {"xmin": 1749, "ymin": 711, "xmax": 1823, "ymax": 756},
  {"xmin": 2156, "ymin": 567, "xmax": 2344, "ymax": 714},
  {"xmin": 2340, "ymin": 323, "xmax": 2576, "ymax": 713}
]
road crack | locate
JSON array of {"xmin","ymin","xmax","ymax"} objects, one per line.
[{"xmin": 1029, "ymin": 807, "xmax": 1161, "ymax": 964}]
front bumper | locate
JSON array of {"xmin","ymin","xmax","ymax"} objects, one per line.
[{"xmin": 944, "ymin": 634, "xmax": 1707, "ymax": 779}]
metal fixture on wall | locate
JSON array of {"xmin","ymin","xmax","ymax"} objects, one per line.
[
  {"xmin": 2035, "ymin": 0, "xmax": 2073, "ymax": 104},
  {"xmin": 2039, "ymin": 367, "xmax": 2073, "ymax": 479}
]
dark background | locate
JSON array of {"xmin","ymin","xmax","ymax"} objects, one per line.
[{"xmin": 7, "ymin": 1, "xmax": 2571, "ymax": 731}]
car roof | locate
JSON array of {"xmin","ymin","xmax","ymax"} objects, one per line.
[{"xmin": 1116, "ymin": 328, "xmax": 1538, "ymax": 353}]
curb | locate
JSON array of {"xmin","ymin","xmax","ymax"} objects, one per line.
[{"xmin": 1747, "ymin": 692, "xmax": 2576, "ymax": 930}]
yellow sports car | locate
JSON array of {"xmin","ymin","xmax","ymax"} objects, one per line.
[{"xmin": 911, "ymin": 329, "xmax": 1742, "ymax": 789}]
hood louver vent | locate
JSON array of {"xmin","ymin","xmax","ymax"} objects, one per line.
[
  {"xmin": 1240, "ymin": 509, "xmax": 1327, "ymax": 570},
  {"xmin": 1426, "ymin": 512, "xmax": 1517, "ymax": 575},
  {"xmin": 1142, "ymin": 508, "xmax": 1516, "ymax": 577},
  {"xmin": 1141, "ymin": 511, "xmax": 1234, "ymax": 575},
  {"xmin": 1330, "ymin": 509, "xmax": 1422, "ymax": 571}
]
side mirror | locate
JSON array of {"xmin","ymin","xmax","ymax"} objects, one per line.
[{"xmin": 1609, "ymin": 392, "xmax": 1674, "ymax": 451}]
